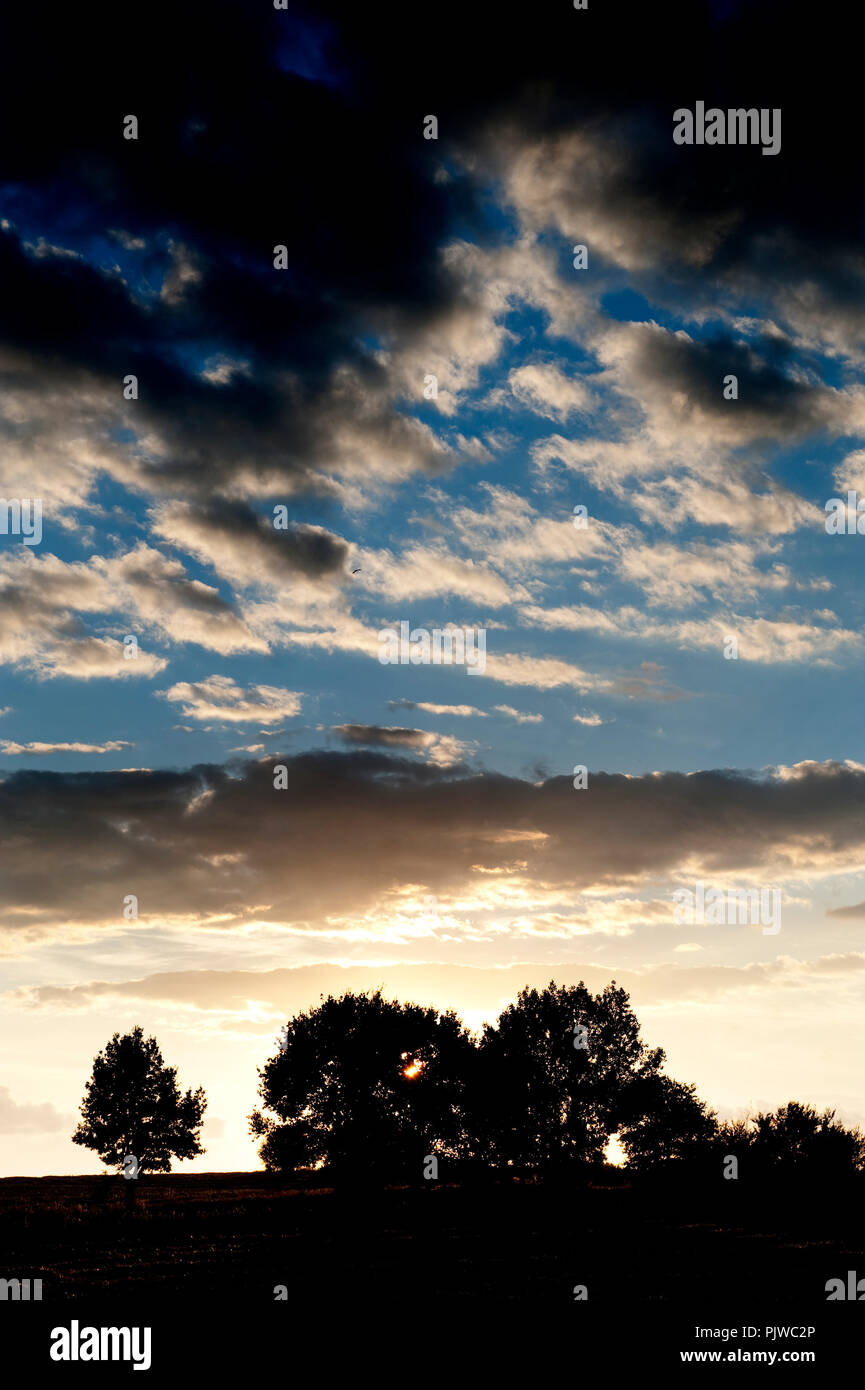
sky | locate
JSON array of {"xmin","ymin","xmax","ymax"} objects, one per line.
[{"xmin": 2, "ymin": 0, "xmax": 865, "ymax": 1175}]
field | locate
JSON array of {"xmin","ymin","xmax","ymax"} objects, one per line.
[{"xmin": 2, "ymin": 1168, "xmax": 863, "ymax": 1307}]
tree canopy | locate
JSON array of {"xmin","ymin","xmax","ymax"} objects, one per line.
[
  {"xmin": 250, "ymin": 990, "xmax": 474, "ymax": 1179},
  {"xmin": 72, "ymin": 1025, "xmax": 207, "ymax": 1175},
  {"xmin": 250, "ymin": 981, "xmax": 864, "ymax": 1183},
  {"xmin": 618, "ymin": 1075, "xmax": 717, "ymax": 1170},
  {"xmin": 475, "ymin": 980, "xmax": 666, "ymax": 1169}
]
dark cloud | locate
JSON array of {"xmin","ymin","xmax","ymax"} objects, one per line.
[
  {"xmin": 613, "ymin": 325, "xmax": 837, "ymax": 442},
  {"xmin": 0, "ymin": 0, "xmax": 470, "ymax": 517},
  {"xmin": 155, "ymin": 500, "xmax": 349, "ymax": 580},
  {"xmin": 332, "ymin": 724, "xmax": 434, "ymax": 750},
  {"xmin": 2, "ymin": 0, "xmax": 861, "ymax": 533},
  {"xmin": 1, "ymin": 754, "xmax": 863, "ymax": 936}
]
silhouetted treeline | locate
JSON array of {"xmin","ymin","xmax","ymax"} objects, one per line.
[{"xmin": 250, "ymin": 981, "xmax": 865, "ymax": 1183}]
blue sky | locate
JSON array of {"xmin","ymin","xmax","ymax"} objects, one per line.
[{"xmin": 1, "ymin": 236, "xmax": 862, "ymax": 782}]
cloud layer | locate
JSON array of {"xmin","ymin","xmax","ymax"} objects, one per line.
[{"xmin": 2, "ymin": 754, "xmax": 864, "ymax": 941}]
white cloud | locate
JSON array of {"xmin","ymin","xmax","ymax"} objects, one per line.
[
  {"xmin": 494, "ymin": 705, "xmax": 543, "ymax": 723},
  {"xmin": 391, "ymin": 701, "xmax": 488, "ymax": 718},
  {"xmin": 521, "ymin": 602, "xmax": 859, "ymax": 665},
  {"xmin": 0, "ymin": 740, "xmax": 133, "ymax": 755},
  {"xmin": 352, "ymin": 542, "xmax": 520, "ymax": 605},
  {"xmin": 504, "ymin": 361, "xmax": 593, "ymax": 421},
  {"xmin": 156, "ymin": 675, "xmax": 303, "ymax": 724},
  {"xmin": 483, "ymin": 651, "xmax": 612, "ymax": 693}
]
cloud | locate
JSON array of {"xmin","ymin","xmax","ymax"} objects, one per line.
[
  {"xmin": 0, "ymin": 13, "xmax": 470, "ymax": 516},
  {"xmin": 826, "ymin": 901, "xmax": 865, "ymax": 920},
  {"xmin": 503, "ymin": 361, "xmax": 593, "ymax": 421},
  {"xmin": 2, "ymin": 754, "xmax": 865, "ymax": 941},
  {"xmin": 15, "ymin": 951, "xmax": 865, "ymax": 1018},
  {"xmin": 494, "ymin": 705, "xmax": 543, "ymax": 724},
  {"xmin": 521, "ymin": 602, "xmax": 859, "ymax": 666},
  {"xmin": 96, "ymin": 545, "xmax": 267, "ymax": 655},
  {"xmin": 482, "ymin": 651, "xmax": 612, "ymax": 693},
  {"xmin": 331, "ymin": 724, "xmax": 472, "ymax": 766},
  {"xmin": 0, "ymin": 740, "xmax": 133, "ymax": 755},
  {"xmin": 0, "ymin": 544, "xmax": 268, "ymax": 677},
  {"xmin": 333, "ymin": 724, "xmax": 437, "ymax": 751},
  {"xmin": 156, "ymin": 675, "xmax": 302, "ymax": 724},
  {"xmin": 615, "ymin": 538, "xmax": 803, "ymax": 609},
  {"xmin": 448, "ymin": 484, "xmax": 620, "ymax": 573},
  {"xmin": 0, "ymin": 0, "xmax": 862, "ymax": 552},
  {"xmin": 1, "ymin": 0, "xmax": 858, "ymax": 709},
  {"xmin": 0, "ymin": 1086, "xmax": 71, "ymax": 1134},
  {"xmin": 351, "ymin": 542, "xmax": 520, "ymax": 606},
  {"xmin": 151, "ymin": 502, "xmax": 349, "ymax": 589},
  {"xmin": 388, "ymin": 700, "xmax": 488, "ymax": 718},
  {"xmin": 832, "ymin": 449, "xmax": 865, "ymax": 496},
  {"xmin": 0, "ymin": 549, "xmax": 168, "ymax": 680}
]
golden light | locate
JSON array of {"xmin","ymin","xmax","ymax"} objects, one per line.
[
  {"xmin": 402, "ymin": 1060, "xmax": 423, "ymax": 1079},
  {"xmin": 604, "ymin": 1132, "xmax": 627, "ymax": 1167}
]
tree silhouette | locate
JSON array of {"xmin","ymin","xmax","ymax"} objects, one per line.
[
  {"xmin": 719, "ymin": 1101, "xmax": 865, "ymax": 1178},
  {"xmin": 250, "ymin": 983, "xmax": 865, "ymax": 1185},
  {"xmin": 250, "ymin": 990, "xmax": 474, "ymax": 1180},
  {"xmin": 618, "ymin": 1074, "xmax": 717, "ymax": 1170},
  {"xmin": 473, "ymin": 980, "xmax": 667, "ymax": 1171},
  {"xmin": 72, "ymin": 1026, "xmax": 207, "ymax": 1186}
]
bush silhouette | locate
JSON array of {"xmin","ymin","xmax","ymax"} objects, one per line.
[{"xmin": 717, "ymin": 1101, "xmax": 865, "ymax": 1179}]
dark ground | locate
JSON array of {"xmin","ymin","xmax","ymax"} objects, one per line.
[{"xmin": 2, "ymin": 1167, "xmax": 863, "ymax": 1306}]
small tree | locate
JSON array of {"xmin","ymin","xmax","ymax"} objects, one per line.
[
  {"xmin": 72, "ymin": 1026, "xmax": 207, "ymax": 1191},
  {"xmin": 250, "ymin": 990, "xmax": 475, "ymax": 1181}
]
